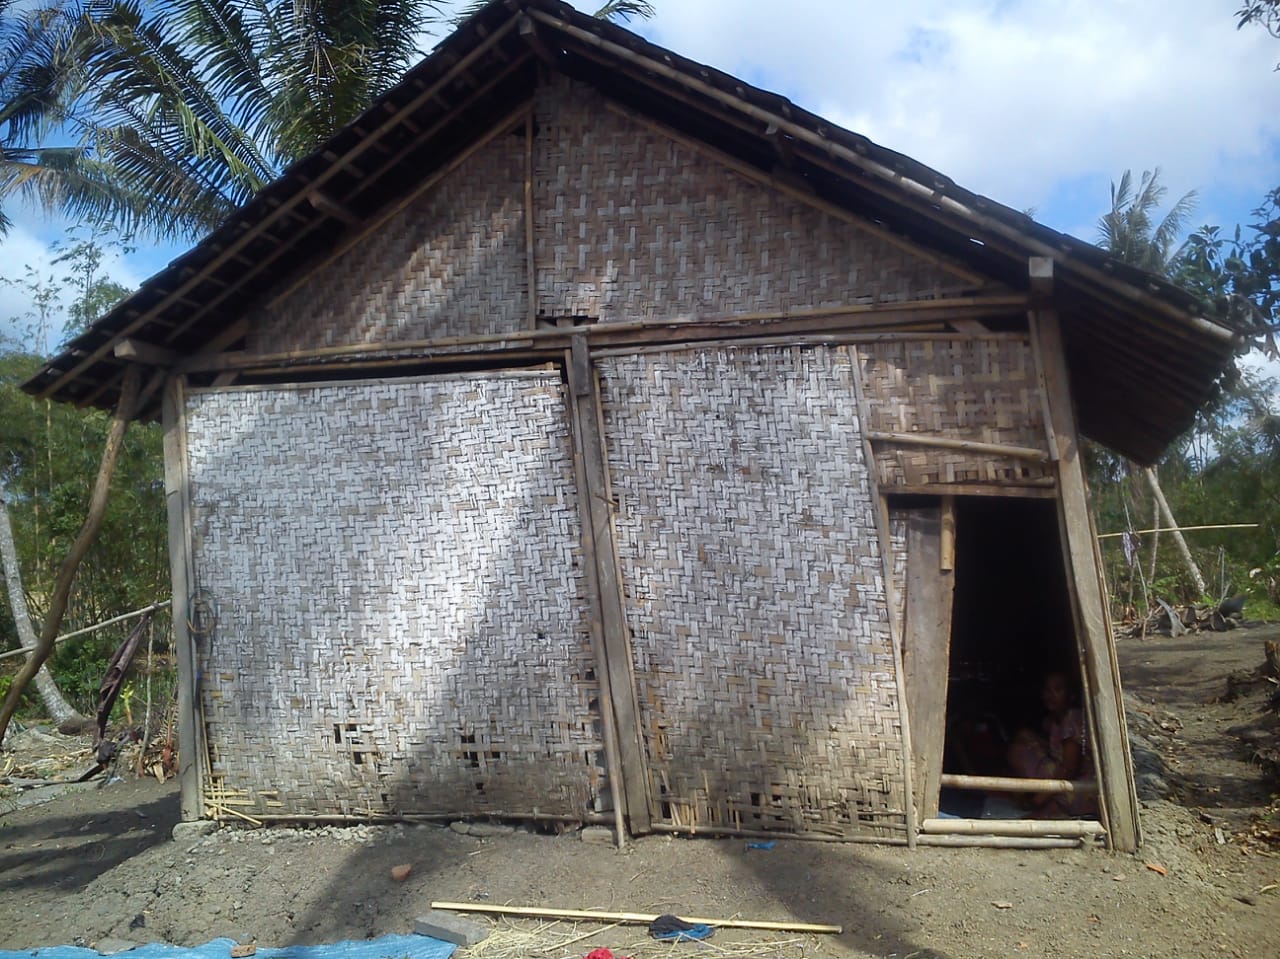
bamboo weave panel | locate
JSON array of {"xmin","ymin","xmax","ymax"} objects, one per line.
[
  {"xmin": 533, "ymin": 78, "xmax": 968, "ymax": 322},
  {"xmin": 247, "ymin": 134, "xmax": 529, "ymax": 355},
  {"xmin": 598, "ymin": 345, "xmax": 907, "ymax": 838},
  {"xmin": 858, "ymin": 339, "xmax": 1053, "ymax": 487},
  {"xmin": 183, "ymin": 374, "xmax": 603, "ymax": 819}
]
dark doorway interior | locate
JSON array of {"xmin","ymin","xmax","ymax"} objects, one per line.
[{"xmin": 939, "ymin": 496, "xmax": 1085, "ymax": 818}]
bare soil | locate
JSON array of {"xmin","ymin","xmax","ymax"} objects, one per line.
[{"xmin": 2, "ymin": 625, "xmax": 1278, "ymax": 959}]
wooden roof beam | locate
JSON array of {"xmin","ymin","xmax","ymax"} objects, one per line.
[
  {"xmin": 519, "ymin": 14, "xmax": 561, "ymax": 66},
  {"xmin": 307, "ymin": 190, "xmax": 361, "ymax": 226},
  {"xmin": 114, "ymin": 338, "xmax": 179, "ymax": 367}
]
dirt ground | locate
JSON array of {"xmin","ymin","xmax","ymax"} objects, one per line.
[{"xmin": 2, "ymin": 626, "xmax": 1278, "ymax": 959}]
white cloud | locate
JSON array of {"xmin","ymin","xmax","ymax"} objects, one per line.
[{"xmin": 644, "ymin": 0, "xmax": 1280, "ymax": 232}]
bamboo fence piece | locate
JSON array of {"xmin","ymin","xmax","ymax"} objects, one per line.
[
  {"xmin": 921, "ymin": 818, "xmax": 1105, "ymax": 837},
  {"xmin": 939, "ymin": 773, "xmax": 1099, "ymax": 795},
  {"xmin": 429, "ymin": 903, "xmax": 843, "ymax": 935},
  {"xmin": 0, "ymin": 600, "xmax": 171, "ymax": 663}
]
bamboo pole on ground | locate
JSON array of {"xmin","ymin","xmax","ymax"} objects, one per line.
[
  {"xmin": 0, "ymin": 367, "xmax": 141, "ymax": 746},
  {"xmin": 429, "ymin": 902, "xmax": 842, "ymax": 935}
]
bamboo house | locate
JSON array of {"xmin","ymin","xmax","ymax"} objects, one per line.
[{"xmin": 25, "ymin": 0, "xmax": 1239, "ymax": 852}]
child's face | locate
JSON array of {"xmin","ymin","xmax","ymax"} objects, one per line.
[{"xmin": 1042, "ymin": 673, "xmax": 1070, "ymax": 713}]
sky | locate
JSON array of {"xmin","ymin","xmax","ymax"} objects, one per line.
[{"xmin": 2, "ymin": 0, "xmax": 1279, "ymax": 369}]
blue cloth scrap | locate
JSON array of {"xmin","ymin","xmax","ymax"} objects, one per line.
[
  {"xmin": 0, "ymin": 933, "xmax": 455, "ymax": 959},
  {"xmin": 745, "ymin": 841, "xmax": 776, "ymax": 850}
]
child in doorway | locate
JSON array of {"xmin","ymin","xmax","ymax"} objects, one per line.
[{"xmin": 1006, "ymin": 670, "xmax": 1097, "ymax": 818}]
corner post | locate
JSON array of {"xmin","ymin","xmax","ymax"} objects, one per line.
[
  {"xmin": 162, "ymin": 376, "xmax": 203, "ymax": 821},
  {"xmin": 1028, "ymin": 258, "xmax": 1140, "ymax": 852}
]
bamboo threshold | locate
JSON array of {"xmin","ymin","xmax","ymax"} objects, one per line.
[
  {"xmin": 429, "ymin": 902, "xmax": 843, "ymax": 935},
  {"xmin": 921, "ymin": 818, "xmax": 1105, "ymax": 838},
  {"xmin": 918, "ymin": 835, "xmax": 1086, "ymax": 849}
]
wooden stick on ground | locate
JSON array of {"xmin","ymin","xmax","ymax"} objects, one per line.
[{"xmin": 429, "ymin": 902, "xmax": 843, "ymax": 935}]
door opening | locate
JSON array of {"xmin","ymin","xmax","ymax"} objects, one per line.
[{"xmin": 937, "ymin": 496, "xmax": 1099, "ymax": 820}]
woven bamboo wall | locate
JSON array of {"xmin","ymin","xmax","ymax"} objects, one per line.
[
  {"xmin": 532, "ymin": 77, "xmax": 967, "ymax": 322},
  {"xmin": 598, "ymin": 345, "xmax": 907, "ymax": 838},
  {"xmin": 246, "ymin": 134, "xmax": 529, "ymax": 355},
  {"xmin": 182, "ymin": 373, "xmax": 606, "ymax": 819},
  {"xmin": 858, "ymin": 338, "xmax": 1053, "ymax": 487}
]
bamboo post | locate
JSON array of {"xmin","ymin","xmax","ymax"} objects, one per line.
[{"xmin": 1029, "ymin": 298, "xmax": 1140, "ymax": 852}]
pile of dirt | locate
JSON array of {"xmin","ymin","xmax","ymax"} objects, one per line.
[{"xmin": 1, "ymin": 625, "xmax": 1278, "ymax": 959}]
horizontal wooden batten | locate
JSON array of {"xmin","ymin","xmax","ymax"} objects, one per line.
[
  {"xmin": 867, "ymin": 431, "xmax": 1051, "ymax": 463},
  {"xmin": 181, "ymin": 295, "xmax": 1031, "ymax": 374},
  {"xmin": 884, "ymin": 482, "xmax": 1056, "ymax": 498}
]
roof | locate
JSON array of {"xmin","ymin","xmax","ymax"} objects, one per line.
[{"xmin": 22, "ymin": 0, "xmax": 1239, "ymax": 464}]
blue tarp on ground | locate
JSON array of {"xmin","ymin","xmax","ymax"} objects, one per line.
[{"xmin": 0, "ymin": 934, "xmax": 456, "ymax": 959}]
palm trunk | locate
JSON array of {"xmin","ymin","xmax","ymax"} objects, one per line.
[
  {"xmin": 0, "ymin": 481, "xmax": 84, "ymax": 728},
  {"xmin": 0, "ymin": 368, "xmax": 140, "ymax": 746},
  {"xmin": 1144, "ymin": 466, "xmax": 1207, "ymax": 597}
]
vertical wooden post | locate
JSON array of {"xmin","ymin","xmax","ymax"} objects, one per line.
[
  {"xmin": 524, "ymin": 111, "xmax": 538, "ymax": 330},
  {"xmin": 162, "ymin": 376, "xmax": 204, "ymax": 821},
  {"xmin": 1029, "ymin": 301, "xmax": 1141, "ymax": 852},
  {"xmin": 565, "ymin": 337, "xmax": 653, "ymax": 833},
  {"xmin": 849, "ymin": 346, "xmax": 917, "ymax": 845}
]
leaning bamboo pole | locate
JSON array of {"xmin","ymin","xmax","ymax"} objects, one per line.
[{"xmin": 1145, "ymin": 467, "xmax": 1206, "ymax": 596}]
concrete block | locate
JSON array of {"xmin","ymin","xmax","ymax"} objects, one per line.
[
  {"xmin": 415, "ymin": 910, "xmax": 491, "ymax": 947},
  {"xmin": 579, "ymin": 826, "xmax": 615, "ymax": 845}
]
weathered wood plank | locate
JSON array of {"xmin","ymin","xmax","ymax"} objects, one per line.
[
  {"xmin": 901, "ymin": 508, "xmax": 956, "ymax": 821},
  {"xmin": 161, "ymin": 377, "xmax": 203, "ymax": 821}
]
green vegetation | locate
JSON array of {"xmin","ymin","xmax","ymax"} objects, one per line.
[{"xmin": 1, "ymin": 226, "xmax": 169, "ymax": 722}]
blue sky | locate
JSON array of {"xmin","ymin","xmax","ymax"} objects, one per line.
[{"xmin": 3, "ymin": 0, "xmax": 1279, "ymax": 368}]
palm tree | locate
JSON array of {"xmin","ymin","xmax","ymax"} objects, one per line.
[
  {"xmin": 1, "ymin": 0, "xmax": 653, "ymax": 242},
  {"xmin": 1, "ymin": 1, "xmax": 152, "ymax": 237},
  {"xmin": 1096, "ymin": 168, "xmax": 1198, "ymax": 274}
]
